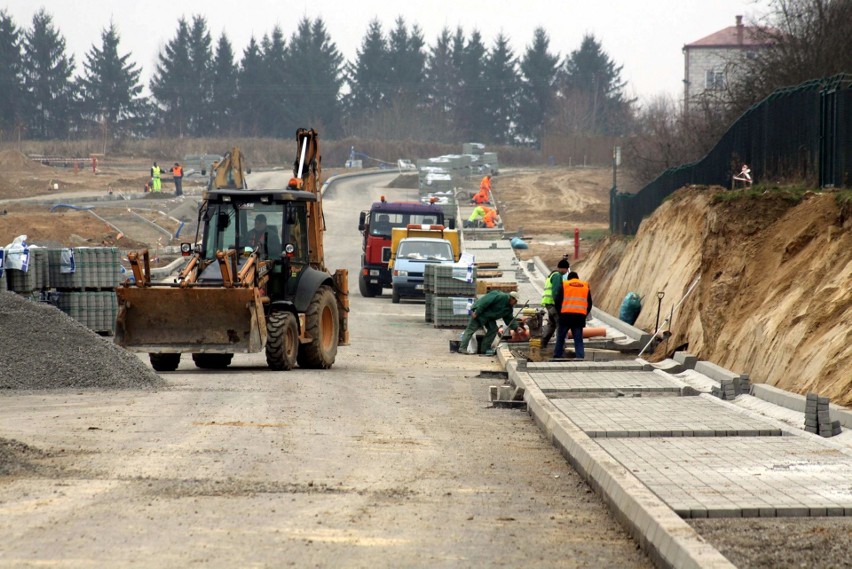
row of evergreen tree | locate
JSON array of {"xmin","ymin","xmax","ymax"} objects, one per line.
[{"xmin": 0, "ymin": 9, "xmax": 632, "ymax": 144}]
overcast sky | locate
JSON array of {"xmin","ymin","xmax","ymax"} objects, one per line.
[{"xmin": 4, "ymin": 0, "xmax": 767, "ymax": 103}]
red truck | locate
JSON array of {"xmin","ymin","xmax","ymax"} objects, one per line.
[{"xmin": 358, "ymin": 198, "xmax": 450, "ymax": 297}]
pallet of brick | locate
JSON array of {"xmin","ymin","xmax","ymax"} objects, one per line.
[
  {"xmin": 475, "ymin": 280, "xmax": 518, "ymax": 295},
  {"xmin": 425, "ymin": 292, "xmax": 434, "ymax": 323},
  {"xmin": 432, "ymin": 296, "xmax": 473, "ymax": 328},
  {"xmin": 30, "ymin": 249, "xmax": 50, "ymax": 290},
  {"xmin": 6, "ymin": 267, "xmax": 36, "ymax": 293},
  {"xmin": 55, "ymin": 290, "xmax": 118, "ymax": 335},
  {"xmin": 50, "ymin": 247, "xmax": 122, "ymax": 290},
  {"xmin": 462, "ymin": 143, "xmax": 485, "ymax": 155},
  {"xmin": 433, "ymin": 264, "xmax": 476, "ymax": 296}
]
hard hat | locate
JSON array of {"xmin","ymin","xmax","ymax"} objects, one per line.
[{"xmin": 509, "ymin": 291, "xmax": 520, "ymax": 300}]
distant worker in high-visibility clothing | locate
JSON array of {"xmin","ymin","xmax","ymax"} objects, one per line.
[
  {"xmin": 552, "ymin": 271, "xmax": 593, "ymax": 360},
  {"xmin": 170, "ymin": 162, "xmax": 183, "ymax": 196},
  {"xmin": 151, "ymin": 161, "xmax": 163, "ymax": 192},
  {"xmin": 540, "ymin": 258, "xmax": 570, "ymax": 349},
  {"xmin": 471, "ymin": 174, "xmax": 492, "ymax": 204},
  {"xmin": 482, "ymin": 207, "xmax": 499, "ymax": 228}
]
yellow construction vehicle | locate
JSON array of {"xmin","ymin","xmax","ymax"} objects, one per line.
[{"xmin": 115, "ymin": 129, "xmax": 349, "ymax": 371}]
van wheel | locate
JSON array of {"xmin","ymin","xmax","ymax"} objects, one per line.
[
  {"xmin": 391, "ymin": 287, "xmax": 401, "ymax": 304},
  {"xmin": 266, "ymin": 311, "xmax": 298, "ymax": 370},
  {"xmin": 297, "ymin": 286, "xmax": 338, "ymax": 369}
]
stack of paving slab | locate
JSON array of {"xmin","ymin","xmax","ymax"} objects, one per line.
[
  {"xmin": 2, "ymin": 247, "xmax": 122, "ymax": 335},
  {"xmin": 806, "ymin": 393, "xmax": 842, "ymax": 437},
  {"xmin": 424, "ymin": 264, "xmax": 477, "ymax": 327}
]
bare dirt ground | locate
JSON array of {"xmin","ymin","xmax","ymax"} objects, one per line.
[
  {"xmin": 0, "ymin": 205, "xmax": 148, "ymax": 249},
  {"xmin": 490, "ymin": 167, "xmax": 612, "ymax": 269},
  {"xmin": 579, "ymin": 187, "xmax": 852, "ymax": 406}
]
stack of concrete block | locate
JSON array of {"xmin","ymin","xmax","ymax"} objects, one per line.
[
  {"xmin": 54, "ymin": 290, "xmax": 118, "ymax": 335},
  {"xmin": 462, "ymin": 143, "xmax": 485, "ymax": 155},
  {"xmin": 712, "ymin": 379, "xmax": 738, "ymax": 400},
  {"xmin": 738, "ymin": 374, "xmax": 751, "ymax": 395},
  {"xmin": 806, "ymin": 393, "xmax": 842, "ymax": 437},
  {"xmin": 432, "ymin": 296, "xmax": 474, "ymax": 328},
  {"xmin": 433, "ymin": 265, "xmax": 477, "ymax": 296}
]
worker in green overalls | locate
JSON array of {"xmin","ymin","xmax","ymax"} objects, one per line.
[
  {"xmin": 151, "ymin": 161, "xmax": 163, "ymax": 192},
  {"xmin": 458, "ymin": 290, "xmax": 519, "ymax": 354}
]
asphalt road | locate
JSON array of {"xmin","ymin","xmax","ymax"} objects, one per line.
[{"xmin": 0, "ymin": 172, "xmax": 650, "ymax": 568}]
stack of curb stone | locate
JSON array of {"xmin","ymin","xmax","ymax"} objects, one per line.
[{"xmin": 806, "ymin": 393, "xmax": 842, "ymax": 437}]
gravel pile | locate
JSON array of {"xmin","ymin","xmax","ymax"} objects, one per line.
[{"xmin": 0, "ymin": 290, "xmax": 165, "ymax": 390}]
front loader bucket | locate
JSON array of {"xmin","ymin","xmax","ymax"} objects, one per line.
[{"xmin": 115, "ymin": 286, "xmax": 266, "ymax": 354}]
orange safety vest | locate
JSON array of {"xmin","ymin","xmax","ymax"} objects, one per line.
[
  {"xmin": 483, "ymin": 210, "xmax": 497, "ymax": 228},
  {"xmin": 480, "ymin": 177, "xmax": 491, "ymax": 192},
  {"xmin": 173, "ymin": 165, "xmax": 182, "ymax": 177},
  {"xmin": 561, "ymin": 279, "xmax": 590, "ymax": 315}
]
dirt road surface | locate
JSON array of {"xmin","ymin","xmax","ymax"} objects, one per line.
[{"xmin": 0, "ymin": 172, "xmax": 649, "ymax": 567}]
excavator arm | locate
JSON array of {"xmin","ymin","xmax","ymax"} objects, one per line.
[
  {"xmin": 212, "ymin": 147, "xmax": 249, "ymax": 189},
  {"xmin": 289, "ymin": 128, "xmax": 325, "ymax": 271}
]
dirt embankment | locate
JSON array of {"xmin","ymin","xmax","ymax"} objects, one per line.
[{"xmin": 579, "ymin": 188, "xmax": 852, "ymax": 405}]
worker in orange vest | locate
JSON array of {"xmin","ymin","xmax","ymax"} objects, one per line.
[
  {"xmin": 170, "ymin": 162, "xmax": 183, "ymax": 196},
  {"xmin": 471, "ymin": 174, "xmax": 492, "ymax": 204},
  {"xmin": 552, "ymin": 271, "xmax": 593, "ymax": 359},
  {"xmin": 482, "ymin": 207, "xmax": 499, "ymax": 228}
]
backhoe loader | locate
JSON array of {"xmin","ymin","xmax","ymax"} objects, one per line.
[{"xmin": 115, "ymin": 129, "xmax": 349, "ymax": 372}]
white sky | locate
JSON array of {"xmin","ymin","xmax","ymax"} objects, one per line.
[{"xmin": 4, "ymin": 0, "xmax": 767, "ymax": 104}]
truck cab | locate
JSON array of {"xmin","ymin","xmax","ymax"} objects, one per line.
[{"xmin": 358, "ymin": 200, "xmax": 447, "ymax": 297}]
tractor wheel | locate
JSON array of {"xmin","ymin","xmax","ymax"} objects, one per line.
[
  {"xmin": 391, "ymin": 286, "xmax": 401, "ymax": 304},
  {"xmin": 149, "ymin": 353, "xmax": 181, "ymax": 372},
  {"xmin": 358, "ymin": 273, "xmax": 381, "ymax": 297},
  {"xmin": 266, "ymin": 311, "xmax": 298, "ymax": 371},
  {"xmin": 192, "ymin": 353, "xmax": 233, "ymax": 369},
  {"xmin": 297, "ymin": 286, "xmax": 339, "ymax": 369}
]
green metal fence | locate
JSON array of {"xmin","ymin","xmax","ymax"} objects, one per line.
[{"xmin": 612, "ymin": 74, "xmax": 852, "ymax": 235}]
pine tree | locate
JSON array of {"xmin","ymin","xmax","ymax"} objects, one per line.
[
  {"xmin": 482, "ymin": 33, "xmax": 520, "ymax": 144},
  {"xmin": 210, "ymin": 32, "xmax": 238, "ymax": 135},
  {"xmin": 346, "ymin": 19, "xmax": 388, "ymax": 120},
  {"xmin": 425, "ymin": 27, "xmax": 459, "ymax": 135},
  {"xmin": 0, "ymin": 10, "xmax": 23, "ymax": 136},
  {"xmin": 284, "ymin": 18, "xmax": 344, "ymax": 136},
  {"xmin": 237, "ymin": 36, "xmax": 265, "ymax": 136},
  {"xmin": 21, "ymin": 8, "xmax": 76, "ymax": 140},
  {"xmin": 559, "ymin": 34, "xmax": 632, "ymax": 135},
  {"xmin": 518, "ymin": 27, "xmax": 559, "ymax": 144},
  {"xmin": 78, "ymin": 22, "xmax": 146, "ymax": 138},
  {"xmin": 386, "ymin": 17, "xmax": 426, "ymax": 103},
  {"xmin": 186, "ymin": 15, "xmax": 214, "ymax": 136},
  {"xmin": 457, "ymin": 29, "xmax": 489, "ymax": 141},
  {"xmin": 260, "ymin": 25, "xmax": 289, "ymax": 137},
  {"xmin": 150, "ymin": 18, "xmax": 192, "ymax": 137}
]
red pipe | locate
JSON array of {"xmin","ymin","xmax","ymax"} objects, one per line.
[{"xmin": 574, "ymin": 227, "xmax": 580, "ymax": 260}]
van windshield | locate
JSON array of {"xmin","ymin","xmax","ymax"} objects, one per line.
[{"xmin": 397, "ymin": 241, "xmax": 453, "ymax": 261}]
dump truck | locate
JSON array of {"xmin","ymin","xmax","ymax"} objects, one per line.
[
  {"xmin": 388, "ymin": 224, "xmax": 461, "ymax": 303},
  {"xmin": 357, "ymin": 199, "xmax": 450, "ymax": 298},
  {"xmin": 115, "ymin": 129, "xmax": 349, "ymax": 372}
]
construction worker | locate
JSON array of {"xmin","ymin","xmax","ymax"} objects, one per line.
[
  {"xmin": 466, "ymin": 205, "xmax": 487, "ymax": 228},
  {"xmin": 480, "ymin": 174, "xmax": 492, "ymax": 199},
  {"xmin": 540, "ymin": 258, "xmax": 570, "ymax": 349},
  {"xmin": 458, "ymin": 290, "xmax": 519, "ymax": 354},
  {"xmin": 552, "ymin": 271, "xmax": 593, "ymax": 359},
  {"xmin": 151, "ymin": 161, "xmax": 163, "ymax": 192},
  {"xmin": 244, "ymin": 214, "xmax": 281, "ymax": 258},
  {"xmin": 170, "ymin": 162, "xmax": 183, "ymax": 196},
  {"xmin": 482, "ymin": 207, "xmax": 499, "ymax": 228}
]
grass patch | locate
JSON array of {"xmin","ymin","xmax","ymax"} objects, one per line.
[
  {"xmin": 835, "ymin": 189, "xmax": 852, "ymax": 206},
  {"xmin": 570, "ymin": 227, "xmax": 610, "ymax": 243},
  {"xmin": 711, "ymin": 184, "xmax": 812, "ymax": 204}
]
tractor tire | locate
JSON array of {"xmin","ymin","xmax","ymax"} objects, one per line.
[
  {"xmin": 358, "ymin": 273, "xmax": 381, "ymax": 298},
  {"xmin": 191, "ymin": 353, "xmax": 233, "ymax": 369},
  {"xmin": 391, "ymin": 286, "xmax": 401, "ymax": 304},
  {"xmin": 149, "ymin": 353, "xmax": 181, "ymax": 372},
  {"xmin": 296, "ymin": 286, "xmax": 339, "ymax": 369},
  {"xmin": 266, "ymin": 311, "xmax": 298, "ymax": 370}
]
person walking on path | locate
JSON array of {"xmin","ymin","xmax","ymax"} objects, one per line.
[
  {"xmin": 151, "ymin": 161, "xmax": 163, "ymax": 192},
  {"xmin": 458, "ymin": 290, "xmax": 519, "ymax": 354},
  {"xmin": 171, "ymin": 162, "xmax": 183, "ymax": 196},
  {"xmin": 552, "ymin": 271, "xmax": 593, "ymax": 360},
  {"xmin": 541, "ymin": 258, "xmax": 570, "ymax": 349}
]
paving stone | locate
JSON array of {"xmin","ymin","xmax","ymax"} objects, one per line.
[
  {"xmin": 598, "ymin": 437, "xmax": 852, "ymax": 519},
  {"xmin": 552, "ymin": 397, "xmax": 783, "ymax": 438},
  {"xmin": 530, "ymin": 370, "xmax": 683, "ymax": 395}
]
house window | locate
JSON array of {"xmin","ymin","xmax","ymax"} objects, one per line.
[{"xmin": 705, "ymin": 70, "xmax": 726, "ymax": 90}]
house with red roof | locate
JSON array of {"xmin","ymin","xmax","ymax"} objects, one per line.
[{"xmin": 682, "ymin": 15, "xmax": 772, "ymax": 111}]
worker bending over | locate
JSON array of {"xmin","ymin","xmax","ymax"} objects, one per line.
[{"xmin": 458, "ymin": 290, "xmax": 519, "ymax": 354}]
